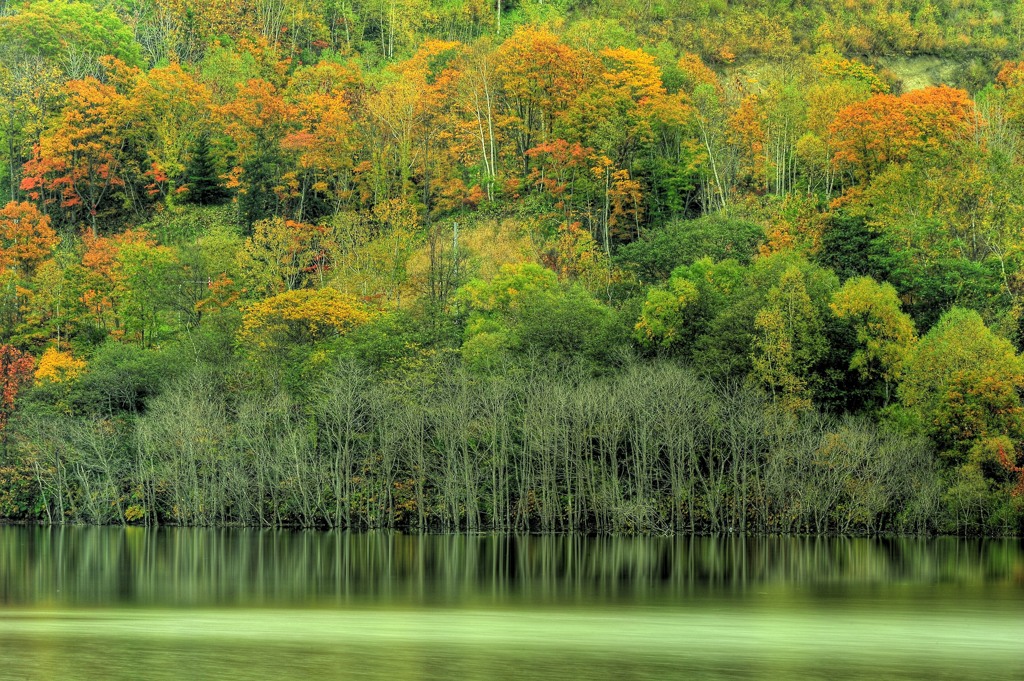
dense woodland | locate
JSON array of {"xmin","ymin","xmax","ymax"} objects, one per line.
[{"xmin": 2, "ymin": 0, "xmax": 1024, "ymax": 534}]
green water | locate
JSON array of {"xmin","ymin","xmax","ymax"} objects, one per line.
[{"xmin": 0, "ymin": 528, "xmax": 1022, "ymax": 679}]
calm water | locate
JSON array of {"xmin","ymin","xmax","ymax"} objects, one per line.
[{"xmin": 0, "ymin": 528, "xmax": 1022, "ymax": 679}]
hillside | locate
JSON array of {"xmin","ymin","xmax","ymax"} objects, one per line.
[{"xmin": 1, "ymin": 0, "xmax": 1024, "ymax": 533}]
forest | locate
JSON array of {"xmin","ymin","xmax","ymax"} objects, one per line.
[{"xmin": 2, "ymin": 0, "xmax": 1024, "ymax": 534}]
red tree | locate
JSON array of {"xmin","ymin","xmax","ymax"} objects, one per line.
[{"xmin": 0, "ymin": 344, "xmax": 34, "ymax": 437}]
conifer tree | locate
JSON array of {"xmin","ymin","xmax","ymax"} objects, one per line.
[{"xmin": 184, "ymin": 134, "xmax": 226, "ymax": 206}]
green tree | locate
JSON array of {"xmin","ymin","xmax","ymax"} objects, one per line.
[
  {"xmin": 634, "ymin": 258, "xmax": 744, "ymax": 353},
  {"xmin": 457, "ymin": 263, "xmax": 621, "ymax": 369},
  {"xmin": 183, "ymin": 133, "xmax": 228, "ymax": 205},
  {"xmin": 690, "ymin": 252, "xmax": 838, "ymax": 383},
  {"xmin": 617, "ymin": 215, "xmax": 764, "ymax": 282},
  {"xmin": 900, "ymin": 308, "xmax": 1024, "ymax": 460},
  {"xmin": 0, "ymin": 1, "xmax": 142, "ymax": 76},
  {"xmin": 751, "ymin": 265, "xmax": 827, "ymax": 412},
  {"xmin": 831, "ymin": 276, "xmax": 917, "ymax": 404},
  {"xmin": 113, "ymin": 241, "xmax": 180, "ymax": 347}
]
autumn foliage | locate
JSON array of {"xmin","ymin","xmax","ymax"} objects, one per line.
[
  {"xmin": 0, "ymin": 345, "xmax": 33, "ymax": 433},
  {"xmin": 830, "ymin": 86, "xmax": 976, "ymax": 180},
  {"xmin": 0, "ymin": 201, "xmax": 59, "ymax": 275},
  {"xmin": 33, "ymin": 348, "xmax": 86, "ymax": 384},
  {"xmin": 4, "ymin": 0, "xmax": 1024, "ymax": 532},
  {"xmin": 239, "ymin": 287, "xmax": 374, "ymax": 352}
]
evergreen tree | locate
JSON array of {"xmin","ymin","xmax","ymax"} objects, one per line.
[
  {"xmin": 238, "ymin": 147, "xmax": 279, "ymax": 229},
  {"xmin": 183, "ymin": 134, "xmax": 227, "ymax": 206}
]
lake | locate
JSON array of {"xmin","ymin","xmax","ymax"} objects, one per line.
[{"xmin": 0, "ymin": 527, "xmax": 1022, "ymax": 679}]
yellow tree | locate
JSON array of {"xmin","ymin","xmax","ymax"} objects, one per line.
[
  {"xmin": 129, "ymin": 63, "xmax": 213, "ymax": 204},
  {"xmin": 238, "ymin": 217, "xmax": 334, "ymax": 297},
  {"xmin": 34, "ymin": 346, "xmax": 86, "ymax": 383},
  {"xmin": 560, "ymin": 47, "xmax": 670, "ymax": 165},
  {"xmin": 794, "ymin": 51, "xmax": 884, "ymax": 196},
  {"xmin": 558, "ymin": 47, "xmax": 692, "ymax": 242},
  {"xmin": 364, "ymin": 40, "xmax": 463, "ymax": 212},
  {"xmin": 363, "ymin": 0, "xmax": 428, "ymax": 60},
  {"xmin": 238, "ymin": 287, "xmax": 374, "ymax": 354}
]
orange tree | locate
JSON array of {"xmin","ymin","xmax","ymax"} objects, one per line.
[
  {"xmin": 0, "ymin": 201, "xmax": 59, "ymax": 277},
  {"xmin": 21, "ymin": 70, "xmax": 138, "ymax": 235},
  {"xmin": 829, "ymin": 86, "xmax": 975, "ymax": 183}
]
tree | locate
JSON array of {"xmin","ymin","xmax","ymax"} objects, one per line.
[
  {"xmin": 0, "ymin": 344, "xmax": 33, "ymax": 439},
  {"xmin": 217, "ymin": 78, "xmax": 298, "ymax": 227},
  {"xmin": 0, "ymin": 56, "xmax": 62, "ymax": 203},
  {"xmin": 617, "ymin": 215, "xmax": 764, "ymax": 282},
  {"xmin": 78, "ymin": 229, "xmax": 158, "ymax": 338},
  {"xmin": 15, "ymin": 255, "xmax": 88, "ymax": 350},
  {"xmin": 183, "ymin": 133, "xmax": 228, "ymax": 205},
  {"xmin": 830, "ymin": 86, "xmax": 975, "ymax": 182},
  {"xmin": 281, "ymin": 60, "xmax": 360, "ymax": 220},
  {"xmin": 327, "ymin": 202, "xmax": 418, "ymax": 307},
  {"xmin": 525, "ymin": 139, "xmax": 597, "ymax": 222},
  {"xmin": 834, "ymin": 137, "xmax": 1022, "ymax": 330},
  {"xmin": 451, "ymin": 39, "xmax": 500, "ymax": 201},
  {"xmin": 677, "ymin": 53, "xmax": 736, "ymax": 211},
  {"xmin": 539, "ymin": 221, "xmax": 622, "ymax": 295},
  {"xmin": 363, "ymin": 0, "xmax": 429, "ymax": 59},
  {"xmin": 130, "ymin": 63, "xmax": 213, "ymax": 204},
  {"xmin": 560, "ymin": 47, "xmax": 679, "ymax": 168},
  {"xmin": 830, "ymin": 276, "xmax": 917, "ymax": 404},
  {"xmin": 457, "ymin": 262, "xmax": 620, "ymax": 369},
  {"xmin": 0, "ymin": 200, "xmax": 59, "ymax": 277},
  {"xmin": 135, "ymin": 0, "xmax": 263, "ymax": 65},
  {"xmin": 634, "ymin": 276, "xmax": 699, "ymax": 351},
  {"xmin": 815, "ymin": 213, "xmax": 888, "ymax": 282},
  {"xmin": 740, "ymin": 70, "xmax": 807, "ymax": 196},
  {"xmin": 21, "ymin": 74, "xmax": 134, "ymax": 235},
  {"xmin": 363, "ymin": 72, "xmax": 424, "ymax": 206},
  {"xmin": 238, "ymin": 287, "xmax": 374, "ymax": 353},
  {"xmin": 34, "ymin": 347, "xmax": 86, "ymax": 383},
  {"xmin": 795, "ymin": 53, "xmax": 878, "ymax": 196},
  {"xmin": 901, "ymin": 308, "xmax": 1024, "ymax": 459},
  {"xmin": 494, "ymin": 28, "xmax": 596, "ymax": 175},
  {"xmin": 238, "ymin": 217, "xmax": 334, "ymax": 297},
  {"xmin": 113, "ymin": 240, "xmax": 180, "ymax": 347},
  {"xmin": 634, "ymin": 258, "xmax": 744, "ymax": 353},
  {"xmin": 0, "ymin": 1, "xmax": 142, "ymax": 77},
  {"xmin": 752, "ymin": 265, "xmax": 826, "ymax": 412},
  {"xmin": 556, "ymin": 46, "xmax": 695, "ymax": 241}
]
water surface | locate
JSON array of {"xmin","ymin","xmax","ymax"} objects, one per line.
[{"xmin": 1, "ymin": 527, "xmax": 1022, "ymax": 679}]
